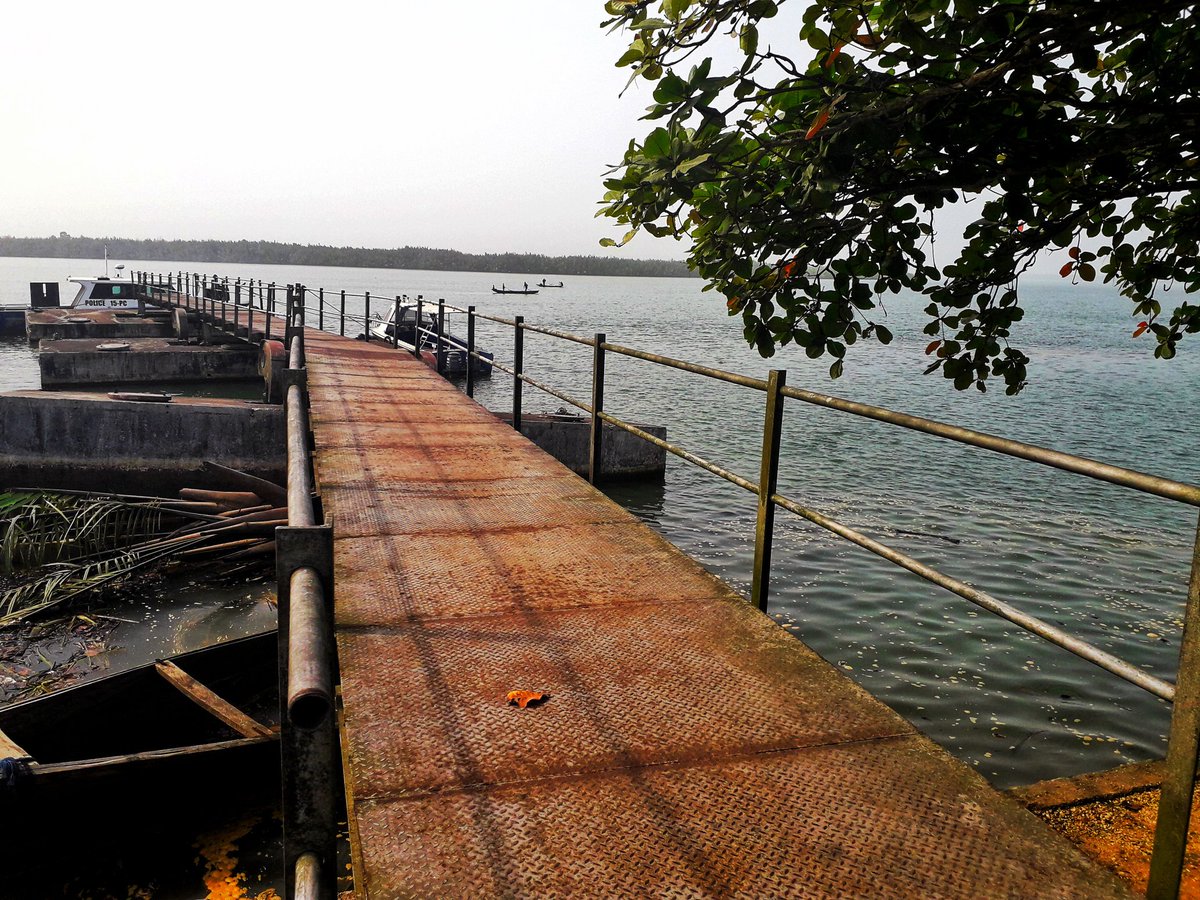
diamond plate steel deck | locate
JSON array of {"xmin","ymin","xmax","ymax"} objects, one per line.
[{"xmin": 303, "ymin": 333, "xmax": 1132, "ymax": 898}]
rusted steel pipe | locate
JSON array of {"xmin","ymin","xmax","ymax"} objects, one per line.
[
  {"xmin": 466, "ymin": 306, "xmax": 476, "ymax": 397},
  {"xmin": 288, "ymin": 566, "xmax": 333, "ymax": 730},
  {"xmin": 487, "ymin": 358, "xmax": 591, "ymax": 414},
  {"xmin": 289, "ymin": 330, "xmax": 303, "ymax": 371},
  {"xmin": 779, "ymin": 384, "xmax": 1200, "ymax": 507},
  {"xmin": 286, "ymin": 385, "xmax": 316, "ymax": 528},
  {"xmin": 768, "ymin": 491, "xmax": 1177, "ymax": 701},
  {"xmin": 596, "ymin": 403, "xmax": 1178, "ymax": 700},
  {"xmin": 293, "ymin": 852, "xmax": 322, "ymax": 900},
  {"xmin": 751, "ymin": 370, "xmax": 786, "ymax": 612},
  {"xmin": 597, "ymin": 411, "xmax": 758, "ymax": 493},
  {"xmin": 1148, "ymin": 514, "xmax": 1200, "ymax": 897},
  {"xmin": 603, "ymin": 341, "xmax": 770, "ymax": 391}
]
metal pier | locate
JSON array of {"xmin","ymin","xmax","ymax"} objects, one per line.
[{"xmin": 299, "ymin": 329, "xmax": 1129, "ymax": 898}]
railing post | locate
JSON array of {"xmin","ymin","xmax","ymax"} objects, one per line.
[
  {"xmin": 364, "ymin": 291, "xmax": 371, "ymax": 341},
  {"xmin": 393, "ymin": 297, "xmax": 401, "ymax": 350},
  {"xmin": 751, "ymin": 369, "xmax": 787, "ymax": 612},
  {"xmin": 512, "ymin": 316, "xmax": 524, "ymax": 432},
  {"xmin": 466, "ymin": 305, "xmax": 476, "ymax": 398},
  {"xmin": 588, "ymin": 333, "xmax": 606, "ymax": 484},
  {"xmin": 414, "ymin": 299, "xmax": 423, "ymax": 358},
  {"xmin": 318, "ymin": 288, "xmax": 324, "ymax": 332},
  {"xmin": 1148, "ymin": 514, "xmax": 1200, "ymax": 899},
  {"xmin": 339, "ymin": 290, "xmax": 345, "ymax": 337},
  {"xmin": 234, "ymin": 282, "xmax": 241, "ymax": 334},
  {"xmin": 436, "ymin": 299, "xmax": 446, "ymax": 376}
]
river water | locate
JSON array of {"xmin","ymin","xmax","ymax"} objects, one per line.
[{"xmin": 2, "ymin": 255, "xmax": 1198, "ymax": 789}]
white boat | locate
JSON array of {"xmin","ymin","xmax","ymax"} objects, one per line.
[
  {"xmin": 66, "ymin": 252, "xmax": 139, "ymax": 309},
  {"xmin": 66, "ymin": 275, "xmax": 141, "ymax": 310},
  {"xmin": 367, "ymin": 300, "xmax": 493, "ymax": 378}
]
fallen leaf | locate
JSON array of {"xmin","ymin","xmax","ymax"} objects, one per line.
[{"xmin": 506, "ymin": 690, "xmax": 548, "ymax": 709}]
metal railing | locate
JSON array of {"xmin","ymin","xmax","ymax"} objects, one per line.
[
  {"xmin": 438, "ymin": 300, "xmax": 1200, "ymax": 900},
  {"xmin": 276, "ymin": 296, "xmax": 338, "ymax": 900},
  {"xmin": 138, "ymin": 270, "xmax": 1200, "ymax": 898},
  {"xmin": 134, "ymin": 273, "xmax": 338, "ymax": 899}
]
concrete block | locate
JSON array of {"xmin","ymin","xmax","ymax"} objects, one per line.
[
  {"xmin": 38, "ymin": 338, "xmax": 260, "ymax": 387},
  {"xmin": 0, "ymin": 391, "xmax": 285, "ymax": 495},
  {"xmin": 496, "ymin": 411, "xmax": 666, "ymax": 479}
]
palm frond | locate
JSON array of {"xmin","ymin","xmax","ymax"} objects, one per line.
[{"xmin": 0, "ymin": 491, "xmax": 172, "ymax": 574}]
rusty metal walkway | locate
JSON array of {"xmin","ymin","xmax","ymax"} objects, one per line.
[{"xmin": 301, "ymin": 329, "xmax": 1130, "ymax": 898}]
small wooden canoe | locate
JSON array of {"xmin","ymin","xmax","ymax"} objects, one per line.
[
  {"xmin": 0, "ymin": 631, "xmax": 282, "ymax": 889},
  {"xmin": 0, "ymin": 630, "xmax": 279, "ymax": 805},
  {"xmin": 491, "ymin": 287, "xmax": 540, "ymax": 294}
]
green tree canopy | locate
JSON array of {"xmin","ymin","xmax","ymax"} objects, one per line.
[{"xmin": 600, "ymin": 0, "xmax": 1200, "ymax": 392}]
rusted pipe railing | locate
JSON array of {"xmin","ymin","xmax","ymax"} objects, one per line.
[{"xmin": 279, "ymin": 329, "xmax": 337, "ymax": 900}]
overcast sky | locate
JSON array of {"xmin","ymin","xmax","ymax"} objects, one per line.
[
  {"xmin": 0, "ymin": 2, "xmax": 1007, "ymax": 271},
  {"xmin": 0, "ymin": 2, "xmax": 691, "ymax": 258}
]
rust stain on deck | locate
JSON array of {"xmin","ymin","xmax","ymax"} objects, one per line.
[{"xmin": 302, "ymin": 328, "xmax": 1132, "ymax": 897}]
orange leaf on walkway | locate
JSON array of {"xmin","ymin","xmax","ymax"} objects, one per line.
[{"xmin": 506, "ymin": 690, "xmax": 548, "ymax": 709}]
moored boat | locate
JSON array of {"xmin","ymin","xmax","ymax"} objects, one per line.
[
  {"xmin": 367, "ymin": 301, "xmax": 493, "ymax": 378},
  {"xmin": 65, "ymin": 274, "xmax": 142, "ymax": 310},
  {"xmin": 0, "ymin": 630, "xmax": 279, "ymax": 809}
]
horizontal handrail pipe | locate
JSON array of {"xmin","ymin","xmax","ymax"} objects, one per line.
[
  {"xmin": 487, "ymin": 357, "xmax": 592, "ymax": 415},
  {"xmin": 778, "ymin": 385, "xmax": 1200, "ymax": 508},
  {"xmin": 602, "ymin": 341, "xmax": 770, "ymax": 392},
  {"xmin": 288, "ymin": 565, "xmax": 334, "ymax": 729}
]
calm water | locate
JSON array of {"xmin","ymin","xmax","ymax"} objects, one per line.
[{"xmin": 3, "ymin": 255, "xmax": 1198, "ymax": 788}]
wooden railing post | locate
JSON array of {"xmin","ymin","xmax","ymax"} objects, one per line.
[
  {"xmin": 588, "ymin": 333, "xmax": 606, "ymax": 484},
  {"xmin": 751, "ymin": 369, "xmax": 787, "ymax": 612}
]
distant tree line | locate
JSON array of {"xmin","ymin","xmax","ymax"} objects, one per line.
[{"xmin": 0, "ymin": 234, "xmax": 694, "ymax": 278}]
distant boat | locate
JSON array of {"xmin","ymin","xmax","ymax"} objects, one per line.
[
  {"xmin": 537, "ymin": 279, "xmax": 564, "ymax": 288},
  {"xmin": 491, "ymin": 286, "xmax": 540, "ymax": 295}
]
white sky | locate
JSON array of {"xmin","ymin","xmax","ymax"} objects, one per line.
[
  {"xmin": 0, "ymin": 2, "xmax": 687, "ymax": 259},
  {"xmin": 0, "ymin": 2, "xmax": 1008, "ymax": 270}
]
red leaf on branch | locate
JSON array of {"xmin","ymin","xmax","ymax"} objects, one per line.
[
  {"xmin": 824, "ymin": 44, "xmax": 844, "ymax": 68},
  {"xmin": 925, "ymin": 339, "xmax": 942, "ymax": 356},
  {"xmin": 805, "ymin": 107, "xmax": 831, "ymax": 140},
  {"xmin": 1059, "ymin": 262, "xmax": 1074, "ymax": 278},
  {"xmin": 782, "ymin": 260, "xmax": 796, "ymax": 277},
  {"xmin": 1068, "ymin": 246, "xmax": 1080, "ymax": 260},
  {"xmin": 1133, "ymin": 321, "xmax": 1149, "ymax": 337}
]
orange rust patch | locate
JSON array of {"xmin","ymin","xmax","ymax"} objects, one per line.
[{"xmin": 1036, "ymin": 788, "xmax": 1200, "ymax": 897}]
